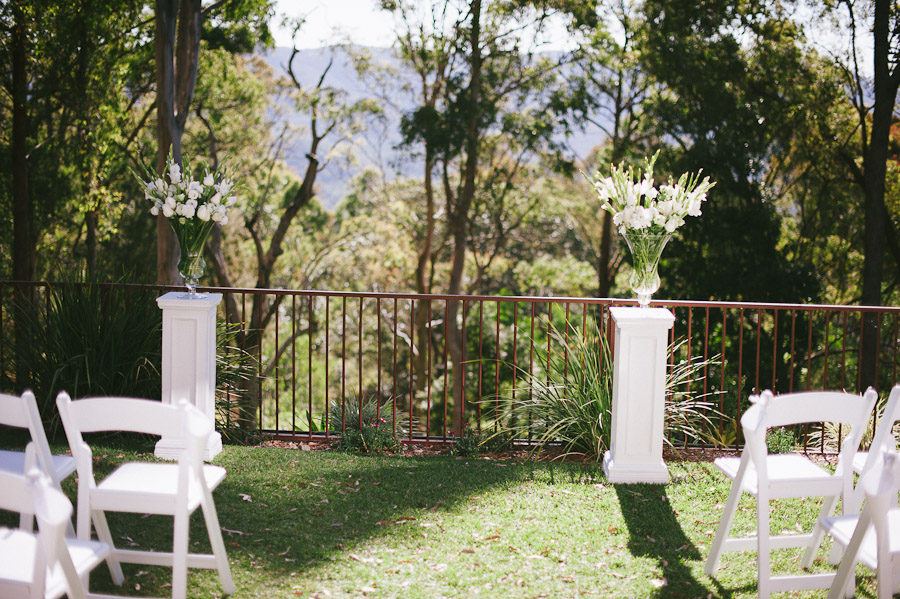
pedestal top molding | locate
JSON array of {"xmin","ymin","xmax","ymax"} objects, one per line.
[
  {"xmin": 157, "ymin": 291, "xmax": 223, "ymax": 309},
  {"xmin": 610, "ymin": 306, "xmax": 675, "ymax": 327}
]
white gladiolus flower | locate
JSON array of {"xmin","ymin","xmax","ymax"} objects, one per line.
[
  {"xmin": 175, "ymin": 204, "xmax": 185, "ymax": 216},
  {"xmin": 203, "ymin": 173, "xmax": 215, "ymax": 186},
  {"xmin": 210, "ymin": 193, "xmax": 222, "ymax": 205},
  {"xmin": 187, "ymin": 181, "xmax": 202, "ymax": 199},
  {"xmin": 197, "ymin": 205, "xmax": 211, "ymax": 221},
  {"xmin": 220, "ymin": 215, "xmax": 229, "ymax": 225},
  {"xmin": 665, "ymin": 215, "xmax": 684, "ymax": 232},
  {"xmin": 165, "ymin": 196, "xmax": 176, "ymax": 209},
  {"xmin": 155, "ymin": 178, "xmax": 167, "ymax": 192},
  {"xmin": 630, "ymin": 206, "xmax": 653, "ymax": 229},
  {"xmin": 169, "ymin": 163, "xmax": 182, "ymax": 183},
  {"xmin": 162, "ymin": 204, "xmax": 175, "ymax": 218},
  {"xmin": 211, "ymin": 210, "xmax": 223, "ymax": 222},
  {"xmin": 150, "ymin": 205, "xmax": 160, "ymax": 216},
  {"xmin": 216, "ymin": 180, "xmax": 233, "ymax": 195},
  {"xmin": 687, "ymin": 199, "xmax": 703, "ymax": 217}
]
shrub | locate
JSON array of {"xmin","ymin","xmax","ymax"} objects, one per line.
[
  {"xmin": 330, "ymin": 396, "xmax": 406, "ymax": 454},
  {"xmin": 450, "ymin": 423, "xmax": 482, "ymax": 458},
  {"xmin": 766, "ymin": 427, "xmax": 797, "ymax": 454},
  {"xmin": 490, "ymin": 320, "xmax": 720, "ymax": 460},
  {"xmin": 11, "ymin": 274, "xmax": 161, "ymax": 426}
]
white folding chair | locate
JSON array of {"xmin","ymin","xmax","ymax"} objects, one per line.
[
  {"xmin": 0, "ymin": 390, "xmax": 76, "ymax": 530},
  {"xmin": 0, "ymin": 469, "xmax": 109, "ymax": 599},
  {"xmin": 704, "ymin": 388, "xmax": 877, "ymax": 599},
  {"xmin": 56, "ymin": 392, "xmax": 235, "ymax": 599},
  {"xmin": 821, "ymin": 444, "xmax": 900, "ymax": 599},
  {"xmin": 848, "ymin": 385, "xmax": 900, "ymax": 512}
]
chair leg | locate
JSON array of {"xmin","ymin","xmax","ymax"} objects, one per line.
[
  {"xmin": 172, "ymin": 506, "xmax": 190, "ymax": 599},
  {"xmin": 704, "ymin": 472, "xmax": 744, "ymax": 575},
  {"xmin": 801, "ymin": 494, "xmax": 839, "ymax": 568},
  {"xmin": 757, "ymin": 494, "xmax": 772, "ymax": 599},
  {"xmin": 201, "ymin": 490, "xmax": 235, "ymax": 594},
  {"xmin": 91, "ymin": 509, "xmax": 124, "ymax": 585}
]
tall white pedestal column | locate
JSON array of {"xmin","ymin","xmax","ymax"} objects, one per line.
[
  {"xmin": 603, "ymin": 306, "xmax": 674, "ymax": 484},
  {"xmin": 155, "ymin": 291, "xmax": 222, "ymax": 460}
]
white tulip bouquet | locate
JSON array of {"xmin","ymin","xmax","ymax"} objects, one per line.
[{"xmin": 585, "ymin": 152, "xmax": 715, "ymax": 236}]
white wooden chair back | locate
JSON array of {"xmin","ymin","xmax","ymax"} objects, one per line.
[
  {"xmin": 742, "ymin": 389, "xmax": 876, "ymax": 499},
  {"xmin": 0, "ymin": 391, "xmax": 67, "ymax": 488},
  {"xmin": 0, "ymin": 469, "xmax": 107, "ymax": 599}
]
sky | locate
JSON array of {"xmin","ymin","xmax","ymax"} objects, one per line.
[{"xmin": 273, "ymin": 0, "xmax": 398, "ymax": 49}]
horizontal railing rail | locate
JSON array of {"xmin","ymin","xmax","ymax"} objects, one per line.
[{"xmin": 2, "ymin": 280, "xmax": 898, "ymax": 451}]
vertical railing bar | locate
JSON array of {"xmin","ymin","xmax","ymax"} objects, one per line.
[
  {"xmin": 857, "ymin": 313, "xmax": 864, "ymax": 393},
  {"xmin": 719, "ymin": 308, "xmax": 727, "ymax": 440},
  {"xmin": 789, "ymin": 310, "xmax": 797, "ymax": 393},
  {"xmin": 308, "ymin": 295, "xmax": 314, "ymax": 441},
  {"xmin": 754, "ymin": 308, "xmax": 761, "ymax": 394},
  {"xmin": 477, "ymin": 301, "xmax": 484, "ymax": 432},
  {"xmin": 529, "ymin": 302, "xmax": 535, "ymax": 402},
  {"xmin": 702, "ymin": 307, "xmax": 710, "ymax": 399},
  {"xmin": 581, "ymin": 302, "xmax": 588, "ymax": 372},
  {"xmin": 737, "ymin": 308, "xmax": 745, "ymax": 432},
  {"xmin": 392, "ymin": 298, "xmax": 398, "ymax": 437},
  {"xmin": 563, "ymin": 303, "xmax": 570, "ymax": 381},
  {"xmin": 461, "ymin": 299, "xmax": 468, "ymax": 433},
  {"xmin": 512, "ymin": 301, "xmax": 519, "ymax": 402},
  {"xmin": 771, "ymin": 309, "xmax": 779, "ymax": 390},
  {"xmin": 806, "ymin": 310, "xmax": 814, "ymax": 391},
  {"xmin": 892, "ymin": 313, "xmax": 899, "ymax": 384},
  {"xmin": 409, "ymin": 299, "xmax": 416, "ymax": 441},
  {"xmin": 686, "ymin": 308, "xmax": 693, "ymax": 393},
  {"xmin": 325, "ymin": 296, "xmax": 330, "ymax": 439},
  {"xmin": 424, "ymin": 300, "xmax": 432, "ymax": 438},
  {"xmin": 274, "ymin": 295, "xmax": 281, "ymax": 433},
  {"xmin": 442, "ymin": 300, "xmax": 449, "ymax": 440},
  {"xmin": 377, "ymin": 297, "xmax": 382, "ymax": 416},
  {"xmin": 841, "ymin": 311, "xmax": 849, "ymax": 391},
  {"xmin": 290, "ymin": 295, "xmax": 296, "ymax": 439},
  {"xmin": 342, "ymin": 296, "xmax": 347, "ymax": 432},
  {"xmin": 358, "ymin": 296, "xmax": 363, "ymax": 429},
  {"xmin": 824, "ymin": 311, "xmax": 831, "ymax": 390},
  {"xmin": 875, "ymin": 312, "xmax": 882, "ymax": 387},
  {"xmin": 257, "ymin": 294, "xmax": 264, "ymax": 431},
  {"xmin": 495, "ymin": 301, "xmax": 501, "ymax": 429},
  {"xmin": 546, "ymin": 302, "xmax": 553, "ymax": 386}
]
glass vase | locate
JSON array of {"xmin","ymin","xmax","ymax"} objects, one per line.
[
  {"xmin": 178, "ymin": 248, "xmax": 206, "ymax": 298},
  {"xmin": 623, "ymin": 230, "xmax": 671, "ymax": 308}
]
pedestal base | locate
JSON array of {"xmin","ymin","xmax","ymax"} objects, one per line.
[
  {"xmin": 603, "ymin": 450, "xmax": 669, "ymax": 484},
  {"xmin": 155, "ymin": 431, "xmax": 223, "ymax": 462}
]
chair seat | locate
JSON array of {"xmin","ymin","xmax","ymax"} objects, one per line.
[
  {"xmin": 821, "ymin": 510, "xmax": 900, "ymax": 571},
  {"xmin": 715, "ymin": 454, "xmax": 837, "ymax": 497},
  {"xmin": 0, "ymin": 449, "xmax": 76, "ymax": 481},
  {"xmin": 92, "ymin": 462, "xmax": 227, "ymax": 514},
  {"xmin": 0, "ymin": 527, "xmax": 109, "ymax": 599}
]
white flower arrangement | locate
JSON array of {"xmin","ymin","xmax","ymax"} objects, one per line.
[
  {"xmin": 139, "ymin": 156, "xmax": 238, "ymax": 258},
  {"xmin": 585, "ymin": 152, "xmax": 715, "ymax": 236}
]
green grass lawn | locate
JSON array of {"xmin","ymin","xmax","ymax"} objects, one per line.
[{"xmin": 1, "ymin": 439, "xmax": 883, "ymax": 598}]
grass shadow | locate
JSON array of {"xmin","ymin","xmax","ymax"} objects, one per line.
[{"xmin": 615, "ymin": 481, "xmax": 720, "ymax": 598}]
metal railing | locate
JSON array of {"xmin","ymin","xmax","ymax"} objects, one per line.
[{"xmin": 2, "ymin": 281, "xmax": 899, "ymax": 448}]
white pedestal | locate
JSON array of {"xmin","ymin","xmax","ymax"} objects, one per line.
[
  {"xmin": 155, "ymin": 291, "xmax": 222, "ymax": 460},
  {"xmin": 603, "ymin": 306, "xmax": 674, "ymax": 484}
]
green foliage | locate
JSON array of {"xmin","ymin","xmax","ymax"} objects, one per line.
[
  {"xmin": 450, "ymin": 423, "xmax": 483, "ymax": 458},
  {"xmin": 215, "ymin": 321, "xmax": 261, "ymax": 445},
  {"xmin": 766, "ymin": 427, "xmax": 797, "ymax": 454},
  {"xmin": 11, "ymin": 273, "xmax": 161, "ymax": 425},
  {"xmin": 492, "ymin": 320, "xmax": 720, "ymax": 460},
  {"xmin": 330, "ymin": 396, "xmax": 407, "ymax": 454},
  {"xmin": 490, "ymin": 320, "xmax": 614, "ymax": 460}
]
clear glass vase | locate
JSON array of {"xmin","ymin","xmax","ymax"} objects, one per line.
[
  {"xmin": 178, "ymin": 248, "xmax": 206, "ymax": 298},
  {"xmin": 623, "ymin": 230, "xmax": 671, "ymax": 308}
]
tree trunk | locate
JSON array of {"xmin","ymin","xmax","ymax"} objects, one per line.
[
  {"xmin": 446, "ymin": 0, "xmax": 482, "ymax": 435},
  {"xmin": 859, "ymin": 0, "xmax": 900, "ymax": 389},
  {"xmin": 155, "ymin": 0, "xmax": 202, "ymax": 285},
  {"xmin": 11, "ymin": 0, "xmax": 34, "ymax": 284},
  {"xmin": 11, "ymin": 0, "xmax": 35, "ymax": 390},
  {"xmin": 414, "ymin": 153, "xmax": 436, "ymax": 392}
]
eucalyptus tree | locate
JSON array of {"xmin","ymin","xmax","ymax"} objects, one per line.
[{"xmin": 383, "ymin": 0, "xmax": 598, "ymax": 431}]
